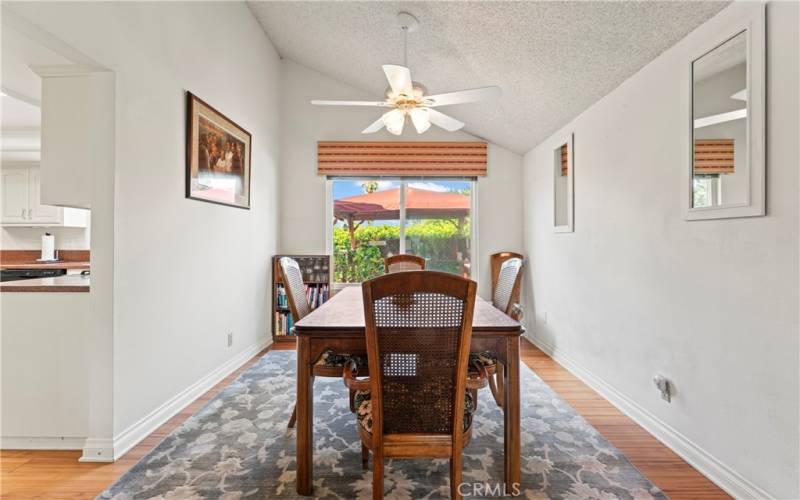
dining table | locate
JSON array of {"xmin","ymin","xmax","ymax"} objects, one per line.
[{"xmin": 292, "ymin": 285, "xmax": 523, "ymax": 496}]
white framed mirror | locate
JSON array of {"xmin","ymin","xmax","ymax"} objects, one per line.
[
  {"xmin": 685, "ymin": 2, "xmax": 765, "ymax": 220},
  {"xmin": 554, "ymin": 133, "xmax": 574, "ymax": 232}
]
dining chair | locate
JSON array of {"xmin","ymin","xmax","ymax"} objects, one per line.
[
  {"xmin": 343, "ymin": 271, "xmax": 481, "ymax": 500},
  {"xmin": 279, "ymin": 257, "xmax": 367, "ymax": 428},
  {"xmin": 384, "ymin": 254, "xmax": 426, "ymax": 273},
  {"xmin": 470, "ymin": 252, "xmax": 525, "ymax": 410},
  {"xmin": 490, "ymin": 251, "xmax": 524, "ymax": 317}
]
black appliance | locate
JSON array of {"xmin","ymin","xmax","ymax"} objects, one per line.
[{"xmin": 1, "ymin": 268, "xmax": 68, "ymax": 282}]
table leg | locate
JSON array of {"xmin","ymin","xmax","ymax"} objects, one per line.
[
  {"xmin": 496, "ymin": 362, "xmax": 505, "ymax": 409},
  {"xmin": 504, "ymin": 336, "xmax": 521, "ymax": 495},
  {"xmin": 296, "ymin": 336, "xmax": 314, "ymax": 495}
]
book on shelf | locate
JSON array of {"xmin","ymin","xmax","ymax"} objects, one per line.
[
  {"xmin": 273, "ymin": 284, "xmax": 330, "ymax": 336},
  {"xmin": 304, "ymin": 284, "xmax": 329, "ymax": 310},
  {"xmin": 274, "ymin": 310, "xmax": 294, "ymax": 336},
  {"xmin": 276, "ymin": 285, "xmax": 288, "ymax": 309},
  {"xmin": 272, "ymin": 254, "xmax": 330, "ymax": 339}
]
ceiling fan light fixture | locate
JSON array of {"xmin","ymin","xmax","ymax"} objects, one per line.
[
  {"xmin": 409, "ymin": 107, "xmax": 430, "ymax": 134},
  {"xmin": 382, "ymin": 108, "xmax": 405, "ymax": 135}
]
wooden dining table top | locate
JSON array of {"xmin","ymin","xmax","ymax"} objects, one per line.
[{"xmin": 294, "ymin": 285, "xmax": 522, "ymax": 334}]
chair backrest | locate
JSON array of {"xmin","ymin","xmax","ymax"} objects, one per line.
[
  {"xmin": 492, "ymin": 256, "xmax": 524, "ymax": 315},
  {"xmin": 362, "ymin": 271, "xmax": 477, "ymax": 437},
  {"xmin": 279, "ymin": 257, "xmax": 311, "ymax": 321},
  {"xmin": 490, "ymin": 252, "xmax": 524, "ymax": 298},
  {"xmin": 384, "ymin": 254, "xmax": 426, "ymax": 274}
]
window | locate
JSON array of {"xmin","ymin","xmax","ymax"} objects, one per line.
[
  {"xmin": 693, "ymin": 175, "xmax": 721, "ymax": 208},
  {"xmin": 330, "ymin": 178, "xmax": 474, "ymax": 284}
]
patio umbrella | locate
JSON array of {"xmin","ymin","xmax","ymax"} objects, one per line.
[{"xmin": 334, "ymin": 187, "xmax": 469, "ymax": 221}]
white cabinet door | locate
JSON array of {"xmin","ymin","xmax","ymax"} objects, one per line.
[
  {"xmin": 27, "ymin": 167, "xmax": 62, "ymax": 223},
  {"xmin": 1, "ymin": 167, "xmax": 30, "ymax": 224}
]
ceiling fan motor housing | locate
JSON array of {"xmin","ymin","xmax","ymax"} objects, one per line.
[{"xmin": 385, "ymin": 82, "xmax": 427, "ymax": 104}]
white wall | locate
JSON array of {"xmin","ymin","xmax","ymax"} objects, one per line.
[
  {"xmin": 521, "ymin": 3, "xmax": 798, "ymax": 499},
  {"xmin": 1, "ymin": 225, "xmax": 89, "ymax": 250},
  {"xmin": 1, "ymin": 292, "xmax": 88, "ymax": 448},
  {"xmin": 278, "ymin": 60, "xmax": 523, "ymax": 299},
  {"xmin": 5, "ymin": 1, "xmax": 281, "ymax": 456}
]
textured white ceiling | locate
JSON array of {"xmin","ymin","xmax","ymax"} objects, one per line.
[{"xmin": 248, "ymin": 1, "xmax": 728, "ymax": 154}]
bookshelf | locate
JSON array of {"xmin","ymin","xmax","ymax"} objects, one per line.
[{"xmin": 272, "ymin": 254, "xmax": 331, "ymax": 345}]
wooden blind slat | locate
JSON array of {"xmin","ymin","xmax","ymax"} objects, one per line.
[
  {"xmin": 560, "ymin": 144, "xmax": 568, "ymax": 176},
  {"xmin": 694, "ymin": 139, "xmax": 734, "ymax": 174},
  {"xmin": 318, "ymin": 141, "xmax": 487, "ymax": 177}
]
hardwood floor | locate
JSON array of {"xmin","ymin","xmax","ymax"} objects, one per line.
[{"xmin": 0, "ymin": 339, "xmax": 729, "ymax": 499}]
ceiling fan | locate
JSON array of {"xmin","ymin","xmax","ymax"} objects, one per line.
[{"xmin": 310, "ymin": 12, "xmax": 502, "ymax": 136}]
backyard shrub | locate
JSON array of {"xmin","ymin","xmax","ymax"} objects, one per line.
[{"xmin": 333, "ymin": 219, "xmax": 470, "ymax": 282}]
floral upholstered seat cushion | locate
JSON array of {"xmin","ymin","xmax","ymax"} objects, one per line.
[
  {"xmin": 314, "ymin": 349, "xmax": 367, "ymax": 369},
  {"xmin": 469, "ymin": 350, "xmax": 498, "ymax": 368},
  {"xmin": 354, "ymin": 390, "xmax": 475, "ymax": 434}
]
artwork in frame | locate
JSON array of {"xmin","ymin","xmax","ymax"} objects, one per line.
[{"xmin": 186, "ymin": 92, "xmax": 251, "ymax": 209}]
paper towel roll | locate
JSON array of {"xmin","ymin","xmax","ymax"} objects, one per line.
[{"xmin": 41, "ymin": 233, "xmax": 55, "ymax": 261}]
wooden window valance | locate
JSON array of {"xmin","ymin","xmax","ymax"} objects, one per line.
[
  {"xmin": 317, "ymin": 141, "xmax": 487, "ymax": 177},
  {"xmin": 560, "ymin": 144, "xmax": 568, "ymax": 176},
  {"xmin": 694, "ymin": 139, "xmax": 734, "ymax": 174}
]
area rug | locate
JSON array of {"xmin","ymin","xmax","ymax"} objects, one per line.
[{"xmin": 99, "ymin": 351, "xmax": 666, "ymax": 499}]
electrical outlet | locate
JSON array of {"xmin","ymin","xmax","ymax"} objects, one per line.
[{"xmin": 227, "ymin": 332, "xmax": 233, "ymax": 347}]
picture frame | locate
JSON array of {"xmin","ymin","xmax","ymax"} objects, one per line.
[{"xmin": 186, "ymin": 92, "xmax": 252, "ymax": 209}]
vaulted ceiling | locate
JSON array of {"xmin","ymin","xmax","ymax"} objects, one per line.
[{"xmin": 249, "ymin": 1, "xmax": 728, "ymax": 154}]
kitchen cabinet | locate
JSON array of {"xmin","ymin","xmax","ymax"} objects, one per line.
[
  {"xmin": 1, "ymin": 167, "xmax": 28, "ymax": 224},
  {"xmin": 0, "ymin": 164, "xmax": 88, "ymax": 227}
]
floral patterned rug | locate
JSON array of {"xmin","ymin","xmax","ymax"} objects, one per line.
[{"xmin": 99, "ymin": 350, "xmax": 666, "ymax": 499}]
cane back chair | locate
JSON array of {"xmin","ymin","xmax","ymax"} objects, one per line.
[
  {"xmin": 343, "ymin": 271, "xmax": 480, "ymax": 500},
  {"xmin": 491, "ymin": 252, "xmax": 524, "ymax": 316},
  {"xmin": 384, "ymin": 254, "xmax": 426, "ymax": 274},
  {"xmin": 279, "ymin": 257, "xmax": 366, "ymax": 428},
  {"xmin": 468, "ymin": 252, "xmax": 525, "ymax": 409}
]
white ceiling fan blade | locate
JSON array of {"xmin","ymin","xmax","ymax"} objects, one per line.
[
  {"xmin": 311, "ymin": 100, "xmax": 389, "ymax": 107},
  {"xmin": 427, "ymin": 108, "xmax": 464, "ymax": 132},
  {"xmin": 361, "ymin": 115, "xmax": 386, "ymax": 134},
  {"xmin": 382, "ymin": 65, "xmax": 413, "ymax": 96},
  {"xmin": 425, "ymin": 86, "xmax": 502, "ymax": 107}
]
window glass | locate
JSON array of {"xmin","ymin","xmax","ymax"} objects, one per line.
[
  {"xmin": 333, "ymin": 180, "xmax": 400, "ymax": 283},
  {"xmin": 404, "ymin": 180, "xmax": 472, "ymax": 278},
  {"xmin": 331, "ymin": 178, "xmax": 472, "ymax": 283}
]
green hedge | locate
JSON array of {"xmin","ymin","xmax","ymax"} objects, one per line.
[{"xmin": 333, "ymin": 219, "xmax": 470, "ymax": 282}]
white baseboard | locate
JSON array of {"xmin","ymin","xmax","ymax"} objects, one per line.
[
  {"xmin": 524, "ymin": 332, "xmax": 774, "ymax": 500},
  {"xmin": 80, "ymin": 337, "xmax": 271, "ymax": 463},
  {"xmin": 1, "ymin": 436, "xmax": 85, "ymax": 450},
  {"xmin": 79, "ymin": 438, "xmax": 115, "ymax": 462}
]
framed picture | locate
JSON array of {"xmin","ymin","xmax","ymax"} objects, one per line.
[{"xmin": 186, "ymin": 92, "xmax": 251, "ymax": 209}]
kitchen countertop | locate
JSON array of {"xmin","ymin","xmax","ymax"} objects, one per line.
[
  {"xmin": 0, "ymin": 261, "xmax": 90, "ymax": 270},
  {"xmin": 0, "ymin": 250, "xmax": 91, "ymax": 271},
  {"xmin": 1, "ymin": 275, "xmax": 90, "ymax": 293}
]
